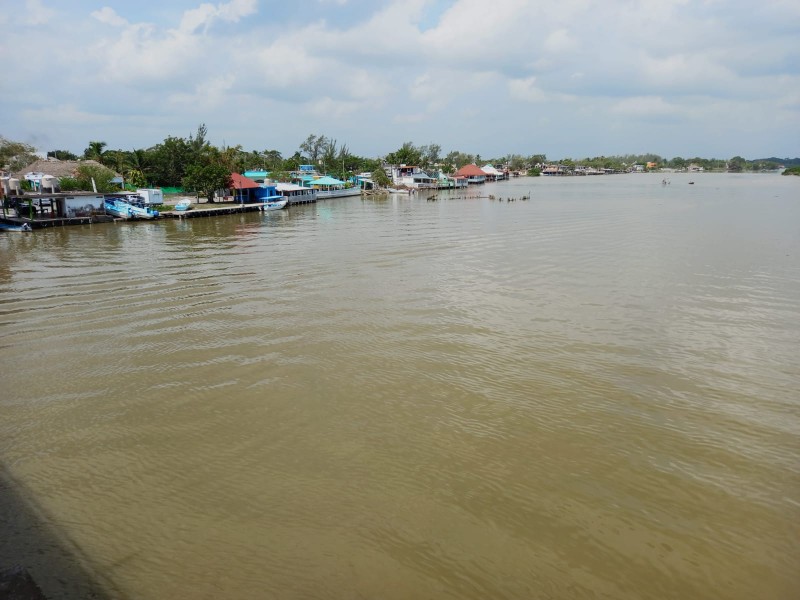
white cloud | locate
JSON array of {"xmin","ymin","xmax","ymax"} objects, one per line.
[
  {"xmin": 91, "ymin": 7, "xmax": 128, "ymax": 27},
  {"xmin": 1, "ymin": 0, "xmax": 797, "ymax": 159},
  {"xmin": 508, "ymin": 77, "xmax": 547, "ymax": 103},
  {"xmin": 23, "ymin": 0, "xmax": 56, "ymax": 26},
  {"xmin": 543, "ymin": 28, "xmax": 578, "ymax": 55},
  {"xmin": 179, "ymin": 0, "xmax": 258, "ymax": 33},
  {"xmin": 611, "ymin": 96, "xmax": 680, "ymax": 117}
]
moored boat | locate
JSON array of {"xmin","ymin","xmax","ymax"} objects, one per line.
[
  {"xmin": 0, "ymin": 222, "xmax": 32, "ymax": 232},
  {"xmin": 174, "ymin": 199, "xmax": 192, "ymax": 211},
  {"xmin": 105, "ymin": 198, "xmax": 159, "ymax": 220},
  {"xmin": 262, "ymin": 197, "xmax": 288, "ymax": 211}
]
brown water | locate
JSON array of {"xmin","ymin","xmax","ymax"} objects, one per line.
[{"xmin": 1, "ymin": 173, "xmax": 798, "ymax": 599}]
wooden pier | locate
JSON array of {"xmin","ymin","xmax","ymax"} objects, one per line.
[
  {"xmin": 0, "ymin": 215, "xmax": 114, "ymax": 229},
  {"xmin": 159, "ymin": 202, "xmax": 271, "ymax": 219}
]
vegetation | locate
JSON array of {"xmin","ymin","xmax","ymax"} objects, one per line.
[
  {"xmin": 183, "ymin": 161, "xmax": 232, "ymax": 203},
  {"xmin": 3, "ymin": 129, "xmax": 798, "ymax": 197},
  {"xmin": 0, "ymin": 136, "xmax": 37, "ymax": 172},
  {"xmin": 782, "ymin": 166, "xmax": 800, "ymax": 176},
  {"xmin": 59, "ymin": 164, "xmax": 120, "ymax": 193},
  {"xmin": 371, "ymin": 168, "xmax": 391, "ymax": 187}
]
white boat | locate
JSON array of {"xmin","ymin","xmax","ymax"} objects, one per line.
[
  {"xmin": 105, "ymin": 197, "xmax": 159, "ymax": 220},
  {"xmin": 174, "ymin": 199, "xmax": 192, "ymax": 211},
  {"xmin": 262, "ymin": 198, "xmax": 288, "ymax": 211},
  {"xmin": 0, "ymin": 222, "xmax": 32, "ymax": 232}
]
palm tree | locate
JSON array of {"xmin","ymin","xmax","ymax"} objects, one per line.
[{"xmin": 84, "ymin": 141, "xmax": 107, "ymax": 162}]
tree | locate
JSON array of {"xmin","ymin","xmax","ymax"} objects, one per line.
[
  {"xmin": 371, "ymin": 168, "xmax": 391, "ymax": 187},
  {"xmin": 125, "ymin": 169, "xmax": 148, "ymax": 188},
  {"xmin": 47, "ymin": 149, "xmax": 78, "ymax": 160},
  {"xmin": 188, "ymin": 123, "xmax": 209, "ymax": 157},
  {"xmin": 670, "ymin": 156, "xmax": 686, "ymax": 170},
  {"xmin": 269, "ymin": 170, "xmax": 292, "ymax": 182},
  {"xmin": 385, "ymin": 142, "xmax": 423, "ymax": 167},
  {"xmin": 0, "ymin": 136, "xmax": 37, "ymax": 172},
  {"xmin": 299, "ymin": 134, "xmax": 328, "ymax": 163},
  {"xmin": 422, "ymin": 143, "xmax": 441, "ymax": 169},
  {"xmin": 320, "ymin": 138, "xmax": 338, "ymax": 173},
  {"xmin": 183, "ymin": 163, "xmax": 232, "ymax": 203},
  {"xmin": 262, "ymin": 149, "xmax": 283, "ymax": 171},
  {"xmin": 149, "ymin": 136, "xmax": 191, "ymax": 187},
  {"xmin": 83, "ymin": 141, "xmax": 107, "ymax": 162},
  {"xmin": 101, "ymin": 149, "xmax": 127, "ymax": 174},
  {"xmin": 728, "ymin": 156, "xmax": 746, "ymax": 172},
  {"xmin": 59, "ymin": 163, "xmax": 118, "ymax": 192},
  {"xmin": 126, "ymin": 148, "xmax": 153, "ymax": 184}
]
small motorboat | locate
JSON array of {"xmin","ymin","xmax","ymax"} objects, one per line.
[
  {"xmin": 0, "ymin": 222, "xmax": 32, "ymax": 232},
  {"xmin": 105, "ymin": 198, "xmax": 159, "ymax": 219},
  {"xmin": 174, "ymin": 199, "xmax": 192, "ymax": 211},
  {"xmin": 262, "ymin": 198, "xmax": 288, "ymax": 211}
]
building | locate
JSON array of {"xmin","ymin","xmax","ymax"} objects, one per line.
[
  {"xmin": 386, "ymin": 165, "xmax": 437, "ymax": 189},
  {"xmin": 455, "ymin": 164, "xmax": 487, "ymax": 184}
]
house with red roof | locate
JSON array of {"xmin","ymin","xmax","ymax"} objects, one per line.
[{"xmin": 454, "ymin": 164, "xmax": 486, "ymax": 184}]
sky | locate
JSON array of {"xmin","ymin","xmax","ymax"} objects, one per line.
[{"xmin": 1, "ymin": 0, "xmax": 798, "ymax": 161}]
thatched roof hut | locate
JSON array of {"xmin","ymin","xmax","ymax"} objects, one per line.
[{"xmin": 13, "ymin": 158, "xmax": 113, "ymax": 179}]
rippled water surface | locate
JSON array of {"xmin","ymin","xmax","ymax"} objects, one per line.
[{"xmin": 1, "ymin": 173, "xmax": 799, "ymax": 599}]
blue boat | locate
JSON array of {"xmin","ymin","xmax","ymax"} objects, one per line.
[
  {"xmin": 105, "ymin": 197, "xmax": 159, "ymax": 220},
  {"xmin": 0, "ymin": 222, "xmax": 32, "ymax": 232}
]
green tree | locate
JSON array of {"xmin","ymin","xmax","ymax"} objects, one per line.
[
  {"xmin": 320, "ymin": 138, "xmax": 338, "ymax": 173},
  {"xmin": 371, "ymin": 168, "xmax": 391, "ymax": 187},
  {"xmin": 669, "ymin": 156, "xmax": 686, "ymax": 170},
  {"xmin": 299, "ymin": 134, "xmax": 328, "ymax": 163},
  {"xmin": 0, "ymin": 136, "xmax": 37, "ymax": 172},
  {"xmin": 269, "ymin": 170, "xmax": 292, "ymax": 182},
  {"xmin": 125, "ymin": 169, "xmax": 148, "ymax": 188},
  {"xmin": 187, "ymin": 123, "xmax": 209, "ymax": 159},
  {"xmin": 262, "ymin": 149, "xmax": 283, "ymax": 171},
  {"xmin": 59, "ymin": 163, "xmax": 118, "ymax": 192},
  {"xmin": 183, "ymin": 163, "xmax": 232, "ymax": 203},
  {"xmin": 47, "ymin": 149, "xmax": 78, "ymax": 160},
  {"xmin": 83, "ymin": 140, "xmax": 107, "ymax": 162},
  {"xmin": 149, "ymin": 136, "xmax": 191, "ymax": 187},
  {"xmin": 728, "ymin": 156, "xmax": 746, "ymax": 172},
  {"xmin": 126, "ymin": 148, "xmax": 153, "ymax": 184},
  {"xmin": 385, "ymin": 142, "xmax": 424, "ymax": 167}
]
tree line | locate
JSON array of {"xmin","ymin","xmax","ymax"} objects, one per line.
[{"xmin": 1, "ymin": 129, "xmax": 793, "ymax": 199}]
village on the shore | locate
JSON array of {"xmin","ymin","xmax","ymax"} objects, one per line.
[
  {"xmin": 1, "ymin": 130, "xmax": 793, "ymax": 230},
  {"xmin": 0, "ymin": 156, "xmax": 662, "ymax": 230},
  {"xmin": 0, "ymin": 153, "xmax": 740, "ymax": 231}
]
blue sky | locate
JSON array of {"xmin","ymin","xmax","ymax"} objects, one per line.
[{"xmin": 1, "ymin": 0, "xmax": 798, "ymax": 161}]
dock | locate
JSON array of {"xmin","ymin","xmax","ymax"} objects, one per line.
[
  {"xmin": 159, "ymin": 202, "xmax": 273, "ymax": 219},
  {"xmin": 0, "ymin": 215, "xmax": 114, "ymax": 229}
]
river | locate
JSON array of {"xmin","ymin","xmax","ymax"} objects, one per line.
[{"xmin": 1, "ymin": 172, "xmax": 798, "ymax": 599}]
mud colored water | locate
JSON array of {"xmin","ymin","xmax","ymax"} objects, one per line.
[{"xmin": 1, "ymin": 173, "xmax": 798, "ymax": 599}]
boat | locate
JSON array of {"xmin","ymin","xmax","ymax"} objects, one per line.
[
  {"xmin": 262, "ymin": 198, "xmax": 288, "ymax": 211},
  {"xmin": 0, "ymin": 222, "xmax": 32, "ymax": 232},
  {"xmin": 105, "ymin": 197, "xmax": 159, "ymax": 220},
  {"xmin": 174, "ymin": 199, "xmax": 192, "ymax": 211}
]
